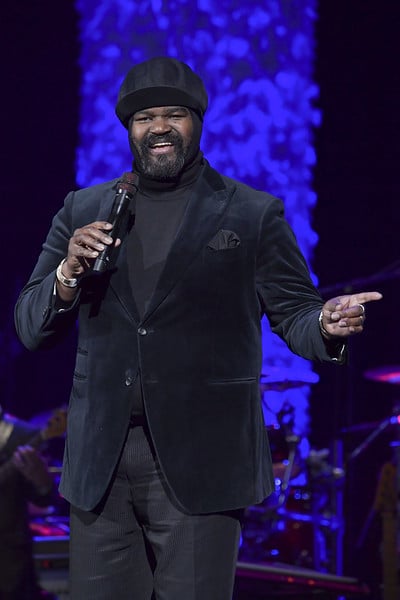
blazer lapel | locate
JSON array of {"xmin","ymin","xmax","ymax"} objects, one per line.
[
  {"xmin": 110, "ymin": 238, "xmax": 141, "ymax": 323},
  {"xmin": 95, "ymin": 181, "xmax": 141, "ymax": 324},
  {"xmin": 143, "ymin": 164, "xmax": 235, "ymax": 320}
]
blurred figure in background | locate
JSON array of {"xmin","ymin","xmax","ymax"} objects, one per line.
[{"xmin": 0, "ymin": 406, "xmax": 57, "ymax": 600}]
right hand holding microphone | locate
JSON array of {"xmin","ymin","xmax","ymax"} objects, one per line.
[
  {"xmin": 66, "ymin": 221, "xmax": 119, "ymax": 277},
  {"xmin": 55, "ymin": 221, "xmax": 118, "ymax": 301},
  {"xmin": 56, "ymin": 172, "xmax": 137, "ymax": 299}
]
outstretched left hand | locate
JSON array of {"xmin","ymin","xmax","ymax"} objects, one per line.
[{"xmin": 320, "ymin": 291, "xmax": 383, "ymax": 338}]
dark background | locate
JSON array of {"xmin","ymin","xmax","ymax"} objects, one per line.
[
  {"xmin": 1, "ymin": 0, "xmax": 399, "ymax": 594},
  {"xmin": 312, "ymin": 1, "xmax": 399, "ymax": 593}
]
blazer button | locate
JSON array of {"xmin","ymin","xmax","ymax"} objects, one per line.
[
  {"xmin": 125, "ymin": 376, "xmax": 133, "ymax": 386},
  {"xmin": 137, "ymin": 327, "xmax": 147, "ymax": 336}
]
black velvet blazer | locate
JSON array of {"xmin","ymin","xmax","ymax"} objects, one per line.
[{"xmin": 15, "ymin": 162, "xmax": 337, "ymax": 513}]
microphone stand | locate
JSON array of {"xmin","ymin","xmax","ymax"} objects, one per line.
[{"xmin": 347, "ymin": 415, "xmax": 399, "ymax": 463}]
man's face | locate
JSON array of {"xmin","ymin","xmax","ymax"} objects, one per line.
[{"xmin": 129, "ymin": 106, "xmax": 194, "ymax": 180}]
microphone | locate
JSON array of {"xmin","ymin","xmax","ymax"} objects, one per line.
[{"xmin": 92, "ymin": 172, "xmax": 138, "ymax": 273}]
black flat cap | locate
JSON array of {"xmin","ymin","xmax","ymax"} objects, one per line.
[{"xmin": 115, "ymin": 57, "xmax": 208, "ymax": 128}]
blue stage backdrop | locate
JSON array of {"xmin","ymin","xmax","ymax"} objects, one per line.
[{"xmin": 75, "ymin": 0, "xmax": 320, "ymax": 449}]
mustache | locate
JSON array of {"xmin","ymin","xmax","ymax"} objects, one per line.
[{"xmin": 145, "ymin": 132, "xmax": 181, "ymax": 147}]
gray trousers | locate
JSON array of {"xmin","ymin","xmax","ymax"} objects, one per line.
[{"xmin": 69, "ymin": 423, "xmax": 242, "ymax": 599}]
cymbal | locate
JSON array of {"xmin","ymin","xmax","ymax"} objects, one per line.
[
  {"xmin": 260, "ymin": 368, "xmax": 319, "ymax": 391},
  {"xmin": 364, "ymin": 365, "xmax": 400, "ymax": 384}
]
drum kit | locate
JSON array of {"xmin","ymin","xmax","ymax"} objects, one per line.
[
  {"xmin": 239, "ymin": 364, "xmax": 400, "ymax": 583},
  {"xmin": 239, "ymin": 368, "xmax": 337, "ymax": 571}
]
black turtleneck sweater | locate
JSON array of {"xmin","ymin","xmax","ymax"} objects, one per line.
[{"xmin": 127, "ymin": 152, "xmax": 204, "ymax": 415}]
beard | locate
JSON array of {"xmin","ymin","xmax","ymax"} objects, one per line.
[{"xmin": 129, "ymin": 131, "xmax": 189, "ymax": 181}]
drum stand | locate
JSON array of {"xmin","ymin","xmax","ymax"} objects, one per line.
[
  {"xmin": 269, "ymin": 433, "xmax": 301, "ymax": 511},
  {"xmin": 301, "ymin": 443, "xmax": 346, "ymax": 574},
  {"xmin": 240, "ymin": 430, "xmax": 347, "ymax": 572}
]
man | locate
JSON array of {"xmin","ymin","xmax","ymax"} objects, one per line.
[
  {"xmin": 14, "ymin": 57, "xmax": 382, "ymax": 599},
  {"xmin": 0, "ymin": 409, "xmax": 56, "ymax": 599}
]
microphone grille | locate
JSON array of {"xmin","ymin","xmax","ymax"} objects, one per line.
[{"xmin": 118, "ymin": 171, "xmax": 138, "ymax": 193}]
